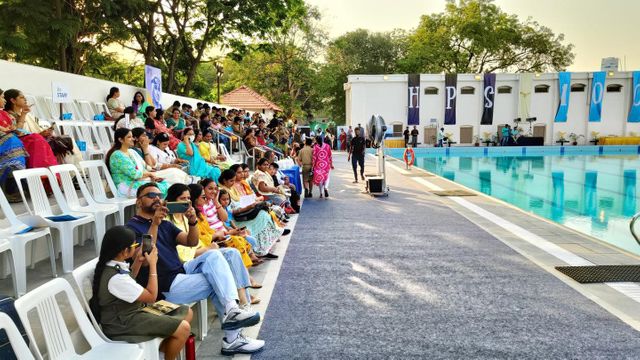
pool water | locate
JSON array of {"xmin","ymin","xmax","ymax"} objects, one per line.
[{"xmin": 387, "ymin": 147, "xmax": 640, "ymax": 255}]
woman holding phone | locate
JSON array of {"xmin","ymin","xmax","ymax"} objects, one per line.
[{"xmin": 90, "ymin": 226, "xmax": 192, "ymax": 360}]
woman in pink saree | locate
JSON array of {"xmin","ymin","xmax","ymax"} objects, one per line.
[{"xmin": 312, "ymin": 135, "xmax": 334, "ymax": 198}]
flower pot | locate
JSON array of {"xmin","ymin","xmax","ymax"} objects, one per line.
[
  {"xmin": 572, "ymin": 141, "xmax": 577, "ymax": 146},
  {"xmin": 474, "ymin": 143, "xmax": 479, "ymax": 147}
]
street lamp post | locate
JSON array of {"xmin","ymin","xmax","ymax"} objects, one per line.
[{"xmin": 215, "ymin": 61, "xmax": 224, "ymax": 104}]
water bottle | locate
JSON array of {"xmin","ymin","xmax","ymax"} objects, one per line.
[{"xmin": 185, "ymin": 333, "xmax": 196, "ymax": 360}]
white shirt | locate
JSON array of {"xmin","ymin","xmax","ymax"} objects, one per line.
[
  {"xmin": 106, "ymin": 260, "xmax": 144, "ymax": 303},
  {"xmin": 149, "ymin": 145, "xmax": 177, "ymax": 167}
]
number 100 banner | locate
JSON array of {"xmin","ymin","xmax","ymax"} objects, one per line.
[
  {"xmin": 554, "ymin": 72, "xmax": 571, "ymax": 122},
  {"xmin": 589, "ymin": 71, "xmax": 606, "ymax": 122}
]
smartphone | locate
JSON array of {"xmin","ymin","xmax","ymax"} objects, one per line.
[
  {"xmin": 166, "ymin": 201, "xmax": 190, "ymax": 214},
  {"xmin": 216, "ymin": 235, "xmax": 232, "ymax": 244},
  {"xmin": 141, "ymin": 234, "xmax": 153, "ymax": 255},
  {"xmin": 238, "ymin": 226, "xmax": 247, "ymax": 231}
]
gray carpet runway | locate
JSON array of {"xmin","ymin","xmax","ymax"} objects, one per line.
[{"xmin": 253, "ymin": 154, "xmax": 640, "ymax": 359}]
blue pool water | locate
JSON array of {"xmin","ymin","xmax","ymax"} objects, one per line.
[{"xmin": 387, "ymin": 146, "xmax": 640, "ymax": 255}]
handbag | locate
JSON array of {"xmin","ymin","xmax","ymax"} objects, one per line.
[
  {"xmin": 234, "ymin": 202, "xmax": 269, "ymax": 222},
  {"xmin": 0, "ymin": 295, "xmax": 29, "ymax": 360}
]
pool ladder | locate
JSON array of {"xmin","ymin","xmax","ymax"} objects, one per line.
[{"xmin": 630, "ymin": 212, "xmax": 640, "ymax": 247}]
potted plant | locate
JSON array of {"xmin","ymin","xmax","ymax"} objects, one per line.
[
  {"xmin": 444, "ymin": 132, "xmax": 454, "ymax": 147},
  {"xmin": 568, "ymin": 133, "xmax": 584, "ymax": 146},
  {"xmin": 482, "ymin": 132, "xmax": 493, "ymax": 146},
  {"xmin": 557, "ymin": 131, "xmax": 567, "ymax": 145},
  {"xmin": 590, "ymin": 131, "xmax": 600, "ymax": 145},
  {"xmin": 473, "ymin": 135, "xmax": 480, "ymax": 146}
]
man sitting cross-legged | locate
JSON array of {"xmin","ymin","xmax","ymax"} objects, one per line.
[{"xmin": 127, "ymin": 182, "xmax": 265, "ymax": 355}]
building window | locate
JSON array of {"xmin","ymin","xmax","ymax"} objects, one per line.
[
  {"xmin": 534, "ymin": 84, "xmax": 550, "ymax": 93},
  {"xmin": 424, "ymin": 87, "xmax": 438, "ymax": 95},
  {"xmin": 607, "ymin": 84, "xmax": 623, "ymax": 92},
  {"xmin": 460, "ymin": 86, "xmax": 475, "ymax": 95},
  {"xmin": 497, "ymin": 86, "xmax": 512, "ymax": 94},
  {"xmin": 571, "ymin": 83, "xmax": 586, "ymax": 92},
  {"xmin": 392, "ymin": 124, "xmax": 403, "ymax": 137}
]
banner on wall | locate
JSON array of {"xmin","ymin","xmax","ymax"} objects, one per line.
[
  {"xmin": 589, "ymin": 71, "xmax": 606, "ymax": 122},
  {"xmin": 628, "ymin": 71, "xmax": 640, "ymax": 122},
  {"xmin": 554, "ymin": 72, "xmax": 571, "ymax": 122},
  {"xmin": 407, "ymin": 74, "xmax": 420, "ymax": 125},
  {"xmin": 444, "ymin": 73, "xmax": 457, "ymax": 125},
  {"xmin": 481, "ymin": 73, "xmax": 496, "ymax": 125},
  {"xmin": 518, "ymin": 73, "xmax": 533, "ymax": 120},
  {"xmin": 145, "ymin": 65, "xmax": 163, "ymax": 109}
]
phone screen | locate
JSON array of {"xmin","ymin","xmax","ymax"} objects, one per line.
[
  {"xmin": 141, "ymin": 234, "xmax": 153, "ymax": 255},
  {"xmin": 166, "ymin": 201, "xmax": 190, "ymax": 214}
]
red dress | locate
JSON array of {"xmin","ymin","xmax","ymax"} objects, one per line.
[{"xmin": 3, "ymin": 110, "xmax": 57, "ymax": 169}]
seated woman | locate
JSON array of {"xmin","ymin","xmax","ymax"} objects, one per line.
[
  {"xmin": 166, "ymin": 108, "xmax": 186, "ymax": 136},
  {"xmin": 251, "ymin": 158, "xmax": 289, "ymax": 208},
  {"xmin": 176, "ymin": 128, "xmax": 221, "ymax": 183},
  {"xmin": 132, "ymin": 91, "xmax": 151, "ymax": 120},
  {"xmin": 216, "ymin": 171, "xmax": 286, "ymax": 257},
  {"xmin": 106, "ymin": 128, "xmax": 168, "ymax": 197},
  {"xmin": 164, "ymin": 183, "xmax": 259, "ymax": 304},
  {"xmin": 130, "ymin": 128, "xmax": 192, "ymax": 186},
  {"xmin": 230, "ymin": 163, "xmax": 288, "ymax": 226},
  {"xmin": 115, "ymin": 106, "xmax": 145, "ymax": 130},
  {"xmin": 196, "ymin": 130, "xmax": 232, "ymax": 170},
  {"xmin": 0, "ymin": 89, "xmax": 27, "ymax": 201},
  {"xmin": 3, "ymin": 89, "xmax": 58, "ymax": 169},
  {"xmin": 147, "ymin": 107, "xmax": 180, "ymax": 149},
  {"xmin": 106, "ymin": 87, "xmax": 125, "ymax": 120},
  {"xmin": 149, "ymin": 132, "xmax": 189, "ymax": 171},
  {"xmin": 90, "ymin": 226, "xmax": 192, "ymax": 360}
]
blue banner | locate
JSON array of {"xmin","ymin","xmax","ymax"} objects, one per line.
[
  {"xmin": 407, "ymin": 74, "xmax": 420, "ymax": 125},
  {"xmin": 628, "ymin": 71, "xmax": 640, "ymax": 122},
  {"xmin": 589, "ymin": 71, "xmax": 606, "ymax": 122},
  {"xmin": 554, "ymin": 72, "xmax": 571, "ymax": 122},
  {"xmin": 145, "ymin": 65, "xmax": 162, "ymax": 109}
]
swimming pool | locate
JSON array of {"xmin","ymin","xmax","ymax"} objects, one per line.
[{"xmin": 386, "ymin": 146, "xmax": 640, "ymax": 256}]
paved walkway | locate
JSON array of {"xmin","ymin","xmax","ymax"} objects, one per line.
[{"xmin": 252, "ymin": 152, "xmax": 640, "ymax": 359}]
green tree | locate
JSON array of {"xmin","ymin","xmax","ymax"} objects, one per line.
[
  {"xmin": 318, "ymin": 29, "xmax": 407, "ymax": 124},
  {"xmin": 400, "ymin": 0, "xmax": 574, "ymax": 73},
  {"xmin": 0, "ymin": 0, "xmax": 132, "ymax": 74}
]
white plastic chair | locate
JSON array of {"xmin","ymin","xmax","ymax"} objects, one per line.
[
  {"xmin": 14, "ymin": 278, "xmax": 144, "ymax": 360},
  {"xmin": 94, "ymin": 102, "xmax": 111, "ymax": 117},
  {"xmin": 0, "ymin": 312, "xmax": 35, "ymax": 360},
  {"xmin": 49, "ymin": 164, "xmax": 121, "ymax": 255},
  {"xmin": 25, "ymin": 94, "xmax": 45, "ymax": 120},
  {"xmin": 13, "ymin": 168, "xmax": 96, "ymax": 273},
  {"xmin": 0, "ymin": 187, "xmax": 57, "ymax": 296},
  {"xmin": 79, "ymin": 160, "xmax": 136, "ymax": 225},
  {"xmin": 71, "ymin": 259, "xmax": 163, "ymax": 360},
  {"xmin": 54, "ymin": 122, "xmax": 105, "ymax": 160}
]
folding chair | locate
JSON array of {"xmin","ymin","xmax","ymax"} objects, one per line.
[
  {"xmin": 14, "ymin": 278, "xmax": 144, "ymax": 360},
  {"xmin": 49, "ymin": 164, "xmax": 121, "ymax": 255},
  {"xmin": 13, "ymin": 168, "xmax": 96, "ymax": 273}
]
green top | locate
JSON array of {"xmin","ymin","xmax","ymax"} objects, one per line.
[{"xmin": 166, "ymin": 117, "xmax": 185, "ymax": 131}]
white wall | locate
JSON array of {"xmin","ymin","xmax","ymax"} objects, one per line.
[
  {"xmin": 0, "ymin": 60, "xmax": 222, "ymax": 111},
  {"xmin": 346, "ymin": 72, "xmax": 637, "ymax": 145}
]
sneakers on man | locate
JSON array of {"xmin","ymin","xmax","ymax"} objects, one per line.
[
  {"xmin": 221, "ymin": 306, "xmax": 260, "ymax": 330},
  {"xmin": 221, "ymin": 332, "xmax": 265, "ymax": 355}
]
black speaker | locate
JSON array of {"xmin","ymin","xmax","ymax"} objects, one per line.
[{"xmin": 367, "ymin": 177, "xmax": 384, "ymax": 193}]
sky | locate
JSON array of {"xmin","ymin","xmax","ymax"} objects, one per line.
[{"xmin": 305, "ymin": 0, "xmax": 640, "ymax": 72}]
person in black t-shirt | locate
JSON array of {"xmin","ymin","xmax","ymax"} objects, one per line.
[
  {"xmin": 403, "ymin": 127, "xmax": 410, "ymax": 148},
  {"xmin": 348, "ymin": 127, "xmax": 366, "ymax": 183},
  {"xmin": 410, "ymin": 126, "xmax": 419, "ymax": 147}
]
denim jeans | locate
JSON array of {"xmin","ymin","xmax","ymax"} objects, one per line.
[
  {"xmin": 219, "ymin": 247, "xmax": 251, "ymax": 301},
  {"xmin": 244, "ymin": 235, "xmax": 258, "ymax": 249},
  {"xmin": 163, "ymin": 249, "xmax": 237, "ymax": 327}
]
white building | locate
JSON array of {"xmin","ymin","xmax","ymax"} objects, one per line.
[{"xmin": 345, "ymin": 73, "xmax": 640, "ymax": 145}]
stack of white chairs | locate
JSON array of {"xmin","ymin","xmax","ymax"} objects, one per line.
[{"xmin": 79, "ymin": 160, "xmax": 136, "ymax": 225}]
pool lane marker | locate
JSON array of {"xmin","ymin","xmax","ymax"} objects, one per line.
[{"xmin": 381, "ymin": 155, "xmax": 640, "ymax": 313}]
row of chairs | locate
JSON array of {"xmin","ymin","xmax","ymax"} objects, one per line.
[
  {"xmin": 0, "ymin": 161, "xmax": 135, "ymax": 295},
  {"xmin": 1, "ymin": 261, "xmax": 164, "ymax": 359}
]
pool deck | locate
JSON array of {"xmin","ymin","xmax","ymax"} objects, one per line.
[{"xmin": 3, "ymin": 151, "xmax": 640, "ymax": 358}]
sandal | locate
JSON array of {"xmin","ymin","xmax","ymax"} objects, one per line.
[
  {"xmin": 250, "ymin": 283, "xmax": 263, "ymax": 289},
  {"xmin": 250, "ymin": 295, "xmax": 261, "ymax": 305}
]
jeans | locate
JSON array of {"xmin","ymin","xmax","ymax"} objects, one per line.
[
  {"xmin": 244, "ymin": 235, "xmax": 258, "ymax": 249},
  {"xmin": 163, "ymin": 250, "xmax": 238, "ymax": 329},
  {"xmin": 351, "ymin": 153, "xmax": 365, "ymax": 180},
  {"xmin": 219, "ymin": 248, "xmax": 251, "ymax": 301}
]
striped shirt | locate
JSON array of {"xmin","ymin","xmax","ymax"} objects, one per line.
[{"xmin": 202, "ymin": 200, "xmax": 225, "ymax": 231}]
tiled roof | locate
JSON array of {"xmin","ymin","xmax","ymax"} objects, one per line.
[{"xmin": 221, "ymin": 85, "xmax": 283, "ymax": 112}]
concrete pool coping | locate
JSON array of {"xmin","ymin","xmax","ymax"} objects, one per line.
[{"xmin": 380, "ymin": 153, "xmax": 640, "ymax": 330}]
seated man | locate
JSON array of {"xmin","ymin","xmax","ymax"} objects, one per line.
[{"xmin": 127, "ymin": 183, "xmax": 264, "ymax": 355}]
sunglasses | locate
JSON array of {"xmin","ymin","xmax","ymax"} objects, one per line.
[{"xmin": 139, "ymin": 192, "xmax": 163, "ymax": 199}]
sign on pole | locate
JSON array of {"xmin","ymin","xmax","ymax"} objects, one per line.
[{"xmin": 51, "ymin": 82, "xmax": 71, "ymax": 103}]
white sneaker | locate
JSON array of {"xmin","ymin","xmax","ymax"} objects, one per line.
[
  {"xmin": 221, "ymin": 306, "xmax": 260, "ymax": 330},
  {"xmin": 221, "ymin": 332, "xmax": 265, "ymax": 355}
]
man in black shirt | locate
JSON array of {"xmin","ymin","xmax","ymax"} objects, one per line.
[
  {"xmin": 411, "ymin": 126, "xmax": 419, "ymax": 147},
  {"xmin": 403, "ymin": 127, "xmax": 410, "ymax": 148},
  {"xmin": 348, "ymin": 127, "xmax": 366, "ymax": 183}
]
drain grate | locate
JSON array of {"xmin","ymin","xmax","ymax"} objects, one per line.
[
  {"xmin": 556, "ymin": 265, "xmax": 640, "ymax": 283},
  {"xmin": 431, "ymin": 190, "xmax": 476, "ymax": 197}
]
